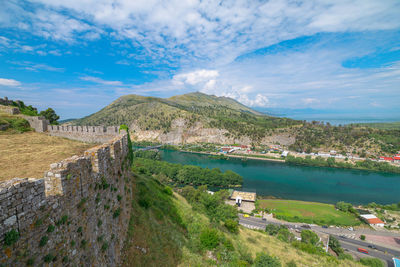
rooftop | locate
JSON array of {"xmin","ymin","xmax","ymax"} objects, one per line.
[{"xmin": 230, "ymin": 190, "xmax": 256, "ymax": 202}]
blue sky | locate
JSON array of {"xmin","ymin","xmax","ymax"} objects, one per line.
[{"xmin": 0, "ymin": 0, "xmax": 399, "ymax": 120}]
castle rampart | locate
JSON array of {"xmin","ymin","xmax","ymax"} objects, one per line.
[
  {"xmin": 48, "ymin": 125, "xmax": 120, "ymax": 143},
  {"xmin": 0, "ymin": 133, "xmax": 133, "ymax": 266}
]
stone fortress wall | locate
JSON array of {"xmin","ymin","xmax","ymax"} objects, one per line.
[
  {"xmin": 0, "ymin": 133, "xmax": 133, "ymax": 266},
  {"xmin": 1, "ymin": 96, "xmax": 121, "ymax": 141},
  {"xmin": 48, "ymin": 125, "xmax": 121, "ymax": 143}
]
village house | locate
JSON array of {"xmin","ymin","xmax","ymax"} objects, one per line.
[{"xmin": 360, "ymin": 214, "xmax": 385, "ymax": 227}]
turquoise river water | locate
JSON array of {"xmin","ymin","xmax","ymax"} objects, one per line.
[{"xmin": 160, "ymin": 150, "xmax": 400, "ymax": 205}]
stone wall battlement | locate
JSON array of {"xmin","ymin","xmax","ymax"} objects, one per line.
[
  {"xmin": 0, "ymin": 133, "xmax": 133, "ymax": 266},
  {"xmin": 48, "ymin": 125, "xmax": 120, "ymax": 143}
]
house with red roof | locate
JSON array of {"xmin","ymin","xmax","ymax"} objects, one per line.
[
  {"xmin": 379, "ymin": 156, "xmax": 394, "ymax": 162},
  {"xmin": 360, "ymin": 214, "xmax": 385, "ymax": 227}
]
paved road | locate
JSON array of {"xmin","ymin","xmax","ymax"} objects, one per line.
[
  {"xmin": 239, "ymin": 215, "xmax": 400, "ymax": 266},
  {"xmin": 340, "ymin": 240, "xmax": 394, "ymax": 267}
]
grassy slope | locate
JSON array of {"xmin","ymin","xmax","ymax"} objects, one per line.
[
  {"xmin": 257, "ymin": 199, "xmax": 360, "ymax": 226},
  {"xmin": 0, "ymin": 132, "xmax": 92, "ymax": 181},
  {"xmin": 123, "ymin": 173, "xmax": 361, "ymax": 266}
]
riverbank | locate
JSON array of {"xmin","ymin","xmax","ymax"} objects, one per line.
[
  {"xmin": 160, "ymin": 149, "xmax": 400, "ymax": 205},
  {"xmin": 179, "ymin": 149, "xmax": 285, "ymax": 162}
]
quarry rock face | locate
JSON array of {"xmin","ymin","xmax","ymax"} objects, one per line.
[{"xmin": 0, "ymin": 134, "xmax": 133, "ymax": 266}]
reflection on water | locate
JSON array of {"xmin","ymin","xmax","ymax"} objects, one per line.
[{"xmin": 160, "ymin": 150, "xmax": 400, "ymax": 205}]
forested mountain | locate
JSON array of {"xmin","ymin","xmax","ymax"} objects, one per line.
[
  {"xmin": 72, "ymin": 92, "xmax": 400, "ymax": 157},
  {"xmin": 73, "ymin": 92, "xmax": 300, "ymax": 140}
]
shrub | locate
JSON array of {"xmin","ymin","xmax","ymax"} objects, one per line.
[
  {"xmin": 97, "ymin": 219, "xmax": 103, "ymax": 227},
  {"xmin": 77, "ymin": 226, "xmax": 83, "ymax": 233},
  {"xmin": 47, "ymin": 224, "xmax": 55, "ymax": 233},
  {"xmin": 200, "ymin": 228, "xmax": 220, "ymax": 250},
  {"xmin": 43, "ymin": 253, "xmax": 55, "ymax": 263},
  {"xmin": 224, "ymin": 219, "xmax": 239, "ymax": 234},
  {"xmin": 277, "ymin": 227, "xmax": 295, "ymax": 243},
  {"xmin": 81, "ymin": 239, "xmax": 87, "ymax": 249},
  {"xmin": 39, "ymin": 236, "xmax": 49, "ymax": 247},
  {"xmin": 113, "ymin": 208, "xmax": 121, "ymax": 218},
  {"xmin": 286, "ymin": 260, "xmax": 297, "ymax": 267},
  {"xmin": 328, "ymin": 235, "xmax": 343, "ymax": 255},
  {"xmin": 163, "ymin": 186, "xmax": 173, "ymax": 195},
  {"xmin": 265, "ymin": 224, "xmax": 280, "ymax": 235},
  {"xmin": 338, "ymin": 253, "xmax": 353, "ymax": 260},
  {"xmin": 301, "ymin": 230, "xmax": 319, "ymax": 246},
  {"xmin": 101, "ymin": 242, "xmax": 109, "ymax": 252},
  {"xmin": 117, "ymin": 194, "xmax": 122, "ymax": 201},
  {"xmin": 254, "ymin": 252, "xmax": 281, "ymax": 267},
  {"xmin": 70, "ymin": 240, "xmax": 76, "ymax": 247},
  {"xmin": 4, "ymin": 229, "xmax": 19, "ymax": 246},
  {"xmin": 26, "ymin": 258, "xmax": 35, "ymax": 266},
  {"xmin": 360, "ymin": 234, "xmax": 366, "ymax": 240},
  {"xmin": 56, "ymin": 215, "xmax": 68, "ymax": 226},
  {"xmin": 359, "ymin": 257, "xmax": 384, "ymax": 267}
]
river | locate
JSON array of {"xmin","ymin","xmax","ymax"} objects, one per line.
[{"xmin": 160, "ymin": 150, "xmax": 400, "ymax": 205}]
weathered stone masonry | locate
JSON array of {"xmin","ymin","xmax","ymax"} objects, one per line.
[
  {"xmin": 48, "ymin": 125, "xmax": 120, "ymax": 143},
  {"xmin": 0, "ymin": 133, "xmax": 133, "ymax": 266}
]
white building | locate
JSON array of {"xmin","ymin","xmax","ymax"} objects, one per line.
[{"xmin": 360, "ymin": 214, "xmax": 385, "ymax": 227}]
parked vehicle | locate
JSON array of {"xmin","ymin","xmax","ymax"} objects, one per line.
[
  {"xmin": 322, "ymin": 225, "xmax": 328, "ymax": 228},
  {"xmin": 368, "ymin": 245, "xmax": 377, "ymax": 249},
  {"xmin": 357, "ymin": 248, "xmax": 368, "ymax": 254},
  {"xmin": 301, "ymin": 224, "xmax": 311, "ymax": 229}
]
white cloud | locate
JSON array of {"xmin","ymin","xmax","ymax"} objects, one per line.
[
  {"xmin": 3, "ymin": 0, "xmax": 399, "ymax": 65},
  {"xmin": 0, "ymin": 78, "xmax": 21, "ymax": 87},
  {"xmin": 80, "ymin": 76, "xmax": 123, "ymax": 86},
  {"xmin": 8, "ymin": 61, "xmax": 65, "ymax": 72}
]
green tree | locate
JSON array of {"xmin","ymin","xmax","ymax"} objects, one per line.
[
  {"xmin": 328, "ymin": 235, "xmax": 343, "ymax": 255},
  {"xmin": 301, "ymin": 230, "xmax": 319, "ymax": 246},
  {"xmin": 39, "ymin": 108, "xmax": 60, "ymax": 124}
]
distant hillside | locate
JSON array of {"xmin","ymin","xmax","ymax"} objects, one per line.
[
  {"xmin": 72, "ymin": 92, "xmax": 400, "ymax": 157},
  {"xmin": 352, "ymin": 121, "xmax": 400, "ymax": 130},
  {"xmin": 74, "ymin": 92, "xmax": 300, "ymax": 141}
]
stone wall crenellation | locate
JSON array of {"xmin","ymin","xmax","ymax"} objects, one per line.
[
  {"xmin": 48, "ymin": 125, "xmax": 120, "ymax": 143},
  {"xmin": 0, "ymin": 133, "xmax": 133, "ymax": 266}
]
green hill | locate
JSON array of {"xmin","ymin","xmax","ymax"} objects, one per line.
[
  {"xmin": 72, "ymin": 92, "xmax": 400, "ymax": 157},
  {"xmin": 74, "ymin": 92, "xmax": 300, "ymax": 140},
  {"xmin": 122, "ymin": 161, "xmax": 364, "ymax": 266}
]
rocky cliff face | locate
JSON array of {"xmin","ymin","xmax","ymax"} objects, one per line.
[{"xmin": 131, "ymin": 118, "xmax": 295, "ymax": 146}]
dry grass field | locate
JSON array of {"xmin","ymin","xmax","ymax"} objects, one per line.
[{"xmin": 0, "ymin": 132, "xmax": 92, "ymax": 181}]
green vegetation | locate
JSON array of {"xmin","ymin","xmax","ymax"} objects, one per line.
[
  {"xmin": 290, "ymin": 121, "xmax": 400, "ymax": 155},
  {"xmin": 360, "ymin": 234, "xmax": 366, "ymax": 240},
  {"xmin": 39, "ymin": 236, "xmax": 48, "ymax": 247},
  {"xmin": 4, "ymin": 229, "xmax": 19, "ymax": 246},
  {"xmin": 132, "ymin": 150, "xmax": 242, "ymax": 187},
  {"xmin": 0, "ymin": 115, "xmax": 31, "ymax": 133},
  {"xmin": 353, "ymin": 121, "xmax": 400, "ymax": 130},
  {"xmin": 257, "ymin": 199, "xmax": 360, "ymax": 226},
  {"xmin": 39, "ymin": 108, "xmax": 59, "ymax": 125},
  {"xmin": 133, "ymin": 157, "xmax": 242, "ymax": 187},
  {"xmin": 285, "ymin": 155, "xmax": 400, "ymax": 174},
  {"xmin": 71, "ymin": 92, "xmax": 400, "ymax": 157},
  {"xmin": 119, "ymin": 124, "xmax": 133, "ymax": 164},
  {"xmin": 359, "ymin": 257, "xmax": 384, "ymax": 267},
  {"xmin": 74, "ymin": 92, "xmax": 300, "ymax": 141},
  {"xmin": 124, "ymin": 168, "xmax": 358, "ymax": 266},
  {"xmin": 253, "ymin": 252, "xmax": 281, "ymax": 267}
]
